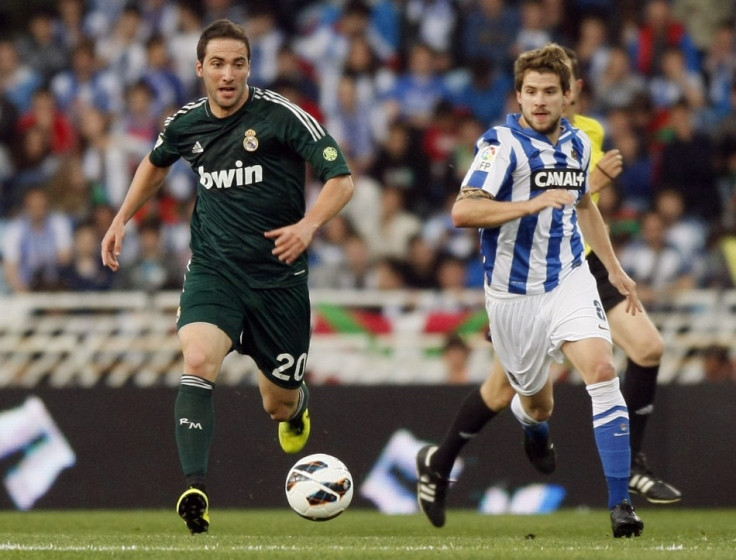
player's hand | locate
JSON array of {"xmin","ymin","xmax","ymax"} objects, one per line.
[
  {"xmin": 597, "ymin": 149, "xmax": 623, "ymax": 182},
  {"xmin": 265, "ymin": 221, "xmax": 316, "ymax": 265},
  {"xmin": 609, "ymin": 269, "xmax": 643, "ymax": 316},
  {"xmin": 101, "ymin": 220, "xmax": 126, "ymax": 271},
  {"xmin": 527, "ymin": 190, "xmax": 576, "ymax": 214}
]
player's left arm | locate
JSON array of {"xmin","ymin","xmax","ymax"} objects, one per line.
[
  {"xmin": 266, "ymin": 174, "xmax": 354, "ymax": 264},
  {"xmin": 577, "ymin": 193, "xmax": 642, "ymax": 315}
]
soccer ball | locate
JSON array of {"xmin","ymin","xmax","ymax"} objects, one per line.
[{"xmin": 285, "ymin": 453, "xmax": 353, "ymax": 521}]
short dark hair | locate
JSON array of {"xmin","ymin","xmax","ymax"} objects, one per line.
[
  {"xmin": 514, "ymin": 43, "xmax": 571, "ymax": 93},
  {"xmin": 196, "ymin": 19, "xmax": 251, "ymax": 63}
]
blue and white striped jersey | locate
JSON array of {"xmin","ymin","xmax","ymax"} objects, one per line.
[{"xmin": 461, "ymin": 113, "xmax": 592, "ymax": 295}]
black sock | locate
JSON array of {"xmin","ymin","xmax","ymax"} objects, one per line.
[
  {"xmin": 431, "ymin": 388, "xmax": 497, "ymax": 477},
  {"xmin": 621, "ymin": 361, "xmax": 658, "ymax": 458},
  {"xmin": 289, "ymin": 384, "xmax": 309, "ymax": 425}
]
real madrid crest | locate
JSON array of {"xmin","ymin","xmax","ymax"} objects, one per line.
[{"xmin": 243, "ymin": 129, "xmax": 258, "ymax": 152}]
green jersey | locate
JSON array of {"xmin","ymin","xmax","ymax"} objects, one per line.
[{"xmin": 149, "ymin": 87, "xmax": 350, "ymax": 288}]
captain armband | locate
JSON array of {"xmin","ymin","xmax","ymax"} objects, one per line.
[{"xmin": 456, "ymin": 187, "xmax": 494, "ymax": 201}]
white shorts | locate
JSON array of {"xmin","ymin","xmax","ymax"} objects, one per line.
[{"xmin": 485, "ymin": 262, "xmax": 612, "ymax": 396}]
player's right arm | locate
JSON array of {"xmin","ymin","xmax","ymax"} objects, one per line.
[
  {"xmin": 101, "ymin": 155, "xmax": 171, "ymax": 271},
  {"xmin": 452, "ymin": 187, "xmax": 575, "ymax": 229}
]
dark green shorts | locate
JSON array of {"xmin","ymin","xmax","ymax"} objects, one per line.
[{"xmin": 177, "ymin": 265, "xmax": 311, "ymax": 389}]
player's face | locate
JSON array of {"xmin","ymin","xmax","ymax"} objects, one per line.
[
  {"xmin": 517, "ymin": 70, "xmax": 570, "ymax": 138},
  {"xmin": 197, "ymin": 38, "xmax": 250, "ymax": 117}
]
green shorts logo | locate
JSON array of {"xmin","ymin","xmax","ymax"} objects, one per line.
[{"xmin": 323, "ymin": 147, "xmax": 338, "ymax": 161}]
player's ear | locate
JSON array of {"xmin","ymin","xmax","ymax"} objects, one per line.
[{"xmin": 196, "ymin": 61, "xmax": 203, "ymax": 78}]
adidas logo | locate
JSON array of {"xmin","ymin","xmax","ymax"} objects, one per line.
[{"xmin": 192, "ymin": 141, "xmax": 204, "ymax": 154}]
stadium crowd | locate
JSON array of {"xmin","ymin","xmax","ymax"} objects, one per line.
[{"xmin": 0, "ymin": 0, "xmax": 735, "ymax": 310}]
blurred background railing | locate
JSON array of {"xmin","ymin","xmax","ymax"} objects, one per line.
[{"xmin": 2, "ymin": 288, "xmax": 735, "ymax": 388}]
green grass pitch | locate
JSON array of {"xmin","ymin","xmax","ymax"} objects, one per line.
[{"xmin": 0, "ymin": 508, "xmax": 734, "ymax": 559}]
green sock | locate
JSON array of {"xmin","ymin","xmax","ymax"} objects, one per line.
[{"xmin": 175, "ymin": 375, "xmax": 215, "ymax": 479}]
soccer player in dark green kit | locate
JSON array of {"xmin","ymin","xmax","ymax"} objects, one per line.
[{"xmin": 101, "ymin": 19, "xmax": 354, "ymax": 534}]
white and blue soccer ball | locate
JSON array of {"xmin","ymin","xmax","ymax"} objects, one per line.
[{"xmin": 285, "ymin": 453, "xmax": 353, "ymax": 521}]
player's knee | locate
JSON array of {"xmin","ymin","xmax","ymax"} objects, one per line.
[
  {"xmin": 182, "ymin": 346, "xmax": 214, "ymax": 377},
  {"xmin": 587, "ymin": 360, "xmax": 617, "ymax": 384},
  {"xmin": 526, "ymin": 402, "xmax": 553, "ymax": 422},
  {"xmin": 629, "ymin": 334, "xmax": 665, "ymax": 367}
]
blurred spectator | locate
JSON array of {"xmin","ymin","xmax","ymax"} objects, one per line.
[
  {"xmin": 0, "ymin": 82, "xmax": 20, "ymax": 160},
  {"xmin": 17, "ymin": 88, "xmax": 78, "ymax": 156},
  {"xmin": 450, "ymin": 57, "xmax": 511, "ymax": 127},
  {"xmin": 245, "ymin": 3, "xmax": 286, "ymax": 89},
  {"xmin": 325, "ymin": 73, "xmax": 378, "ymax": 175},
  {"xmin": 2, "ymin": 186, "xmax": 73, "ymax": 292},
  {"xmin": 47, "ymin": 155, "xmax": 96, "ymax": 226},
  {"xmin": 138, "ymin": 0, "xmax": 181, "ymax": 39},
  {"xmin": 435, "ymin": 253, "xmax": 470, "ymax": 293},
  {"xmin": 592, "ymin": 46, "xmax": 646, "ymax": 113},
  {"xmin": 83, "ymin": 0, "xmax": 128, "ymax": 40},
  {"xmin": 77, "ymin": 107, "xmax": 133, "ymax": 208},
  {"xmin": 270, "ymin": 44, "xmax": 321, "ymax": 107},
  {"xmin": 653, "ymin": 188, "xmax": 707, "ymax": 265},
  {"xmin": 657, "ymin": 100, "xmax": 719, "ymax": 221},
  {"xmin": 340, "ymin": 164, "xmax": 382, "ymax": 244},
  {"xmin": 441, "ymin": 333, "xmax": 471, "ymax": 384},
  {"xmin": 168, "ymin": 0, "xmax": 204, "ymax": 101},
  {"xmin": 117, "ymin": 81, "xmax": 160, "ymax": 149},
  {"xmin": 421, "ymin": 100, "xmax": 459, "ymax": 207},
  {"xmin": 382, "ymin": 42, "xmax": 453, "ymax": 131},
  {"xmin": 4, "ymin": 126, "xmax": 61, "ymax": 216},
  {"xmin": 202, "ymin": 0, "xmax": 247, "ymax": 25},
  {"xmin": 59, "ymin": 220, "xmax": 114, "ymax": 291},
  {"xmin": 269, "ymin": 77, "xmax": 324, "ymax": 123},
  {"xmin": 14, "ymin": 8, "xmax": 70, "ymax": 82},
  {"xmin": 370, "ymin": 0, "xmax": 403, "ymax": 54},
  {"xmin": 0, "ymin": 39, "xmax": 43, "ymax": 114},
  {"xmin": 423, "ymin": 192, "xmax": 478, "ymax": 261},
  {"xmin": 607, "ymin": 116, "xmax": 655, "ymax": 212},
  {"xmin": 700, "ymin": 344, "xmax": 736, "ymax": 383},
  {"xmin": 402, "ymin": 0, "xmax": 458, "ymax": 55},
  {"xmin": 115, "ymin": 217, "xmax": 182, "ymax": 292},
  {"xmin": 698, "ymin": 229, "xmax": 736, "ymax": 290},
  {"xmin": 510, "ymin": 0, "xmax": 553, "ymax": 58},
  {"xmin": 50, "ymin": 38, "xmax": 125, "ymax": 122},
  {"xmin": 460, "ymin": 0, "xmax": 520, "ymax": 72},
  {"xmin": 402, "ymin": 234, "xmax": 440, "ymax": 289},
  {"xmin": 363, "ymin": 186, "xmax": 422, "ymax": 260},
  {"xmin": 619, "ymin": 210, "xmax": 695, "ymax": 309},
  {"xmin": 56, "ymin": 0, "xmax": 90, "ymax": 51},
  {"xmin": 574, "ymin": 14, "xmax": 611, "ymax": 88},
  {"xmin": 338, "ymin": 233, "xmax": 379, "ymax": 289},
  {"xmin": 375, "ymin": 256, "xmax": 408, "ymax": 290},
  {"xmin": 648, "ymin": 46, "xmax": 706, "ymax": 112},
  {"xmin": 627, "ymin": 0, "xmax": 700, "ymax": 78},
  {"xmin": 367, "ymin": 119, "xmax": 431, "ymax": 216},
  {"xmin": 95, "ymin": 5, "xmax": 148, "ymax": 88},
  {"xmin": 141, "ymin": 34, "xmax": 187, "ymax": 115},
  {"xmin": 672, "ymin": 0, "xmax": 733, "ymax": 58},
  {"xmin": 297, "ymin": 0, "xmax": 395, "ymax": 112},
  {"xmin": 701, "ymin": 22, "xmax": 736, "ymax": 123},
  {"xmin": 309, "ymin": 214, "xmax": 355, "ymax": 289}
]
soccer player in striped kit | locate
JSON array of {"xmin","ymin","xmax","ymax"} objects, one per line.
[{"xmin": 416, "ymin": 43, "xmax": 644, "ymax": 537}]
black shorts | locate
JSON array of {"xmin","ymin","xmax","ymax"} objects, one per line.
[
  {"xmin": 177, "ymin": 263, "xmax": 311, "ymax": 389},
  {"xmin": 587, "ymin": 251, "xmax": 626, "ymax": 312}
]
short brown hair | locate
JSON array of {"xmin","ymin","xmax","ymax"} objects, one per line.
[
  {"xmin": 513, "ymin": 43, "xmax": 571, "ymax": 93},
  {"xmin": 196, "ymin": 19, "xmax": 251, "ymax": 63}
]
